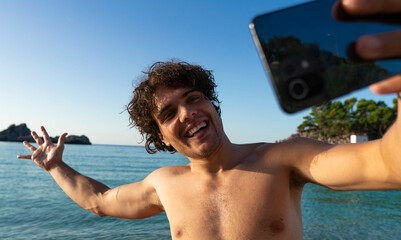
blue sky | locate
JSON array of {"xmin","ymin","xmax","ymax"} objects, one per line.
[{"xmin": 0, "ymin": 0, "xmax": 396, "ymax": 146}]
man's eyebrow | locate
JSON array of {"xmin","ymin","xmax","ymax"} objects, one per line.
[
  {"xmin": 156, "ymin": 89, "xmax": 198, "ymax": 120},
  {"xmin": 157, "ymin": 103, "xmax": 171, "ymax": 120},
  {"xmin": 182, "ymin": 89, "xmax": 198, "ymax": 98}
]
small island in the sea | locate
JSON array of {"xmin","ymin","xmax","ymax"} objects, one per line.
[{"xmin": 0, "ymin": 123, "xmax": 91, "ymax": 145}]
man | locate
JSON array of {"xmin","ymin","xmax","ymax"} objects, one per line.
[{"xmin": 18, "ymin": 0, "xmax": 401, "ymax": 239}]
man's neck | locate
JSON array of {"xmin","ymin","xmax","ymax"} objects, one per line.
[{"xmin": 187, "ymin": 139, "xmax": 247, "ymax": 176}]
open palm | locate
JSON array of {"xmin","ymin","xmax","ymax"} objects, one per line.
[{"xmin": 17, "ymin": 126, "xmax": 68, "ymax": 171}]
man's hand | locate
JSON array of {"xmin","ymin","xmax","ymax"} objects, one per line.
[
  {"xmin": 16, "ymin": 126, "xmax": 163, "ymax": 219},
  {"xmin": 17, "ymin": 126, "xmax": 68, "ymax": 171},
  {"xmin": 336, "ymin": 0, "xmax": 401, "ymax": 94}
]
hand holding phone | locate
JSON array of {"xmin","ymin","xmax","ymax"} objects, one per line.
[
  {"xmin": 250, "ymin": 0, "xmax": 401, "ymax": 113},
  {"xmin": 336, "ymin": 0, "xmax": 401, "ymax": 95}
]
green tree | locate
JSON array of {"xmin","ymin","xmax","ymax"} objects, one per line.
[
  {"xmin": 354, "ymin": 99, "xmax": 396, "ymax": 139},
  {"xmin": 298, "ymin": 97, "xmax": 396, "ymax": 140}
]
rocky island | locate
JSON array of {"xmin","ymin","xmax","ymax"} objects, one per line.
[{"xmin": 0, "ymin": 124, "xmax": 91, "ymax": 145}]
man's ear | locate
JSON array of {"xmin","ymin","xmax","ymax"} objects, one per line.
[{"xmin": 158, "ymin": 132, "xmax": 171, "ymax": 147}]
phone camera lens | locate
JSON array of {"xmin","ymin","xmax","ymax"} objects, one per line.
[{"xmin": 288, "ymin": 78, "xmax": 309, "ymax": 100}]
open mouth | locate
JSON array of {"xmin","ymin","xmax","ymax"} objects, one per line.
[{"xmin": 186, "ymin": 121, "xmax": 207, "ymax": 138}]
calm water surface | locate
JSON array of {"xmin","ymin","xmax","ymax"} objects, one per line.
[{"xmin": 1, "ymin": 142, "xmax": 401, "ymax": 239}]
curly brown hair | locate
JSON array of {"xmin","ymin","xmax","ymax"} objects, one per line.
[{"xmin": 127, "ymin": 60, "xmax": 221, "ymax": 154}]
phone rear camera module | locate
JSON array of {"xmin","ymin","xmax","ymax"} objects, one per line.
[
  {"xmin": 288, "ymin": 78, "xmax": 309, "ymax": 100},
  {"xmin": 301, "ymin": 60, "xmax": 310, "ymax": 69},
  {"xmin": 284, "ymin": 63, "xmax": 296, "ymax": 75}
]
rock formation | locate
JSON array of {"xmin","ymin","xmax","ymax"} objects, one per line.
[
  {"xmin": 275, "ymin": 129, "xmax": 352, "ymax": 144},
  {"xmin": 0, "ymin": 124, "xmax": 91, "ymax": 145}
]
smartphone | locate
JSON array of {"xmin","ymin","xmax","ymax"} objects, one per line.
[{"xmin": 250, "ymin": 0, "xmax": 401, "ymax": 113}]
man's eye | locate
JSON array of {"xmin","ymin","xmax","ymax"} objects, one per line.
[
  {"xmin": 188, "ymin": 95, "xmax": 201, "ymax": 103},
  {"xmin": 164, "ymin": 111, "xmax": 175, "ymax": 122}
]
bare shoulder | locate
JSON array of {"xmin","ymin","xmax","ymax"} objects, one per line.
[
  {"xmin": 253, "ymin": 137, "xmax": 332, "ymax": 167},
  {"xmin": 249, "ymin": 138, "xmax": 333, "ymax": 186},
  {"xmin": 144, "ymin": 165, "xmax": 190, "ymax": 184}
]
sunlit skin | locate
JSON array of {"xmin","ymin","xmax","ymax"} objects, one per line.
[
  {"xmin": 17, "ymin": 0, "xmax": 401, "ymax": 239},
  {"xmin": 153, "ymin": 87, "xmax": 227, "ymax": 162}
]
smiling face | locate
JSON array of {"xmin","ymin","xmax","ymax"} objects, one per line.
[{"xmin": 153, "ymin": 87, "xmax": 225, "ymax": 159}]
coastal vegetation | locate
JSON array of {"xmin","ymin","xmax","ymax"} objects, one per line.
[{"xmin": 290, "ymin": 97, "xmax": 397, "ymax": 143}]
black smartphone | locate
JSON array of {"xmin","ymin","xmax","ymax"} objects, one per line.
[{"xmin": 250, "ymin": 0, "xmax": 401, "ymax": 113}]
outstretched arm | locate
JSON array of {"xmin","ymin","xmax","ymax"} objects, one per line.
[
  {"xmin": 329, "ymin": 0, "xmax": 401, "ymax": 189},
  {"xmin": 17, "ymin": 126, "xmax": 164, "ymax": 219},
  {"xmin": 293, "ymin": 0, "xmax": 401, "ymax": 190},
  {"xmin": 273, "ymin": 0, "xmax": 401, "ymax": 191}
]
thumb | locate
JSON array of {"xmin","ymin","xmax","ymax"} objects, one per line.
[
  {"xmin": 57, "ymin": 133, "xmax": 68, "ymax": 146},
  {"xmin": 369, "ymin": 74, "xmax": 401, "ymax": 94}
]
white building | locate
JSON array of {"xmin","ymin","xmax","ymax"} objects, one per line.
[{"xmin": 350, "ymin": 135, "xmax": 368, "ymax": 143}]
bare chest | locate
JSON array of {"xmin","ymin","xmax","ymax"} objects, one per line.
[{"xmin": 157, "ymin": 169, "xmax": 303, "ymax": 239}]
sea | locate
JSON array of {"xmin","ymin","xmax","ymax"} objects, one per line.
[{"xmin": 1, "ymin": 141, "xmax": 401, "ymax": 240}]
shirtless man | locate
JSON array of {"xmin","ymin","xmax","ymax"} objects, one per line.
[{"xmin": 18, "ymin": 0, "xmax": 401, "ymax": 239}]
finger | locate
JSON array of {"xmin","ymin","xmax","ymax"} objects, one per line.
[
  {"xmin": 333, "ymin": 0, "xmax": 401, "ymax": 24},
  {"xmin": 31, "ymin": 131, "xmax": 44, "ymax": 145},
  {"xmin": 370, "ymin": 74, "xmax": 401, "ymax": 94},
  {"xmin": 355, "ymin": 31, "xmax": 401, "ymax": 60},
  {"xmin": 41, "ymin": 126, "xmax": 53, "ymax": 144},
  {"xmin": 17, "ymin": 154, "xmax": 33, "ymax": 159},
  {"xmin": 342, "ymin": 0, "xmax": 401, "ymax": 15},
  {"xmin": 23, "ymin": 141, "xmax": 37, "ymax": 152},
  {"xmin": 57, "ymin": 133, "xmax": 68, "ymax": 147}
]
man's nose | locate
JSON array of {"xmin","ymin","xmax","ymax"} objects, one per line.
[{"xmin": 178, "ymin": 105, "xmax": 196, "ymax": 122}]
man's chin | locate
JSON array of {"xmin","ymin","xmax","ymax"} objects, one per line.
[{"xmin": 189, "ymin": 138, "xmax": 222, "ymax": 159}]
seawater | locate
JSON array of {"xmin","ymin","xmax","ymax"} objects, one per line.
[{"xmin": 1, "ymin": 142, "xmax": 401, "ymax": 240}]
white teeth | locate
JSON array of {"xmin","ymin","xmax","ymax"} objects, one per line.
[{"xmin": 187, "ymin": 122, "xmax": 207, "ymax": 137}]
